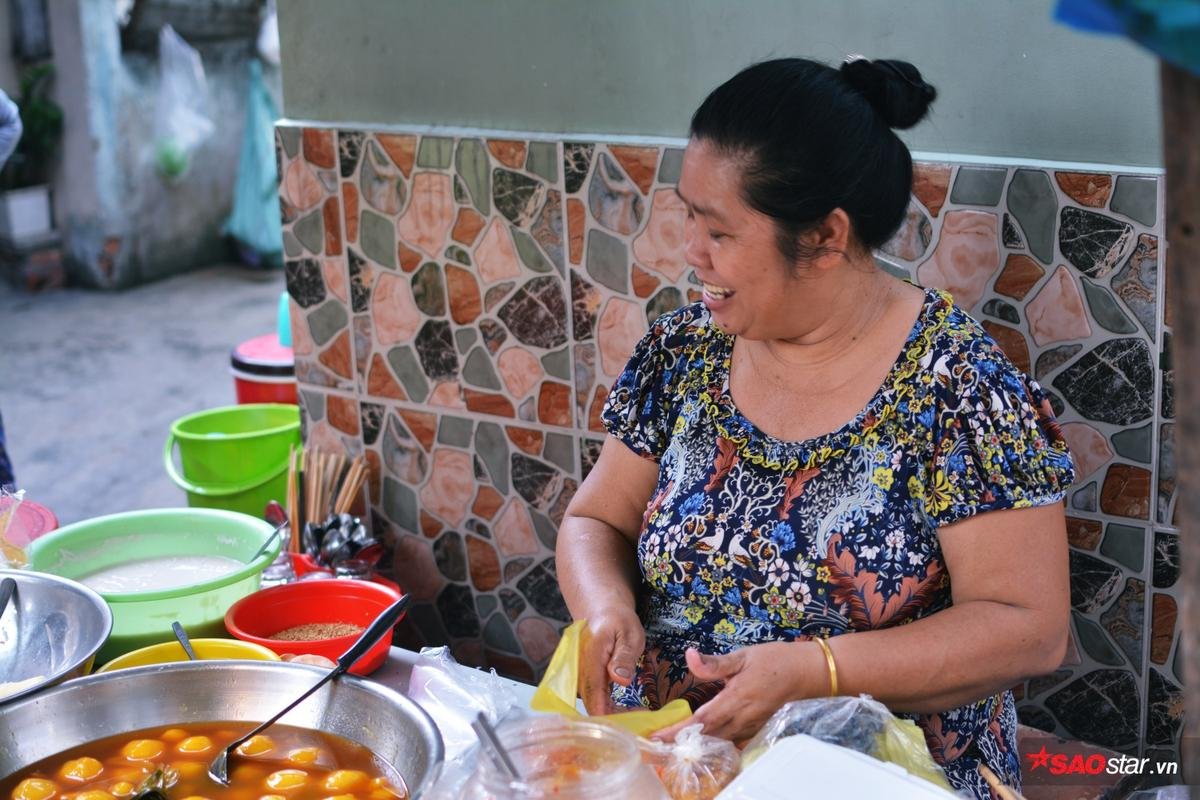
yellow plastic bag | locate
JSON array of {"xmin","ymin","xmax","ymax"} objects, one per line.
[
  {"xmin": 531, "ymin": 620, "xmax": 692, "ymax": 737},
  {"xmin": 876, "ymin": 715, "xmax": 954, "ymax": 791},
  {"xmin": 742, "ymin": 695, "xmax": 954, "ymax": 792}
]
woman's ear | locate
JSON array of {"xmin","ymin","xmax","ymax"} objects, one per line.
[{"xmin": 796, "ymin": 208, "xmax": 854, "ymax": 271}]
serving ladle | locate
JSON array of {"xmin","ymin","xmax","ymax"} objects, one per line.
[{"xmin": 207, "ymin": 593, "xmax": 411, "ymax": 785}]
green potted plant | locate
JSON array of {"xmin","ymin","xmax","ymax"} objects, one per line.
[{"xmin": 0, "ymin": 63, "xmax": 63, "ymax": 242}]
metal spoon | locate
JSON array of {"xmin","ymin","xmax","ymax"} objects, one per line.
[
  {"xmin": 349, "ymin": 541, "xmax": 384, "ymax": 569},
  {"xmin": 318, "ymin": 525, "xmax": 351, "ymax": 566},
  {"xmin": 471, "ymin": 712, "xmax": 522, "ymax": 781},
  {"xmin": 208, "ymin": 593, "xmax": 411, "ymax": 785},
  {"xmin": 251, "ymin": 519, "xmax": 289, "ymax": 562},
  {"xmin": 171, "ymin": 621, "xmax": 198, "ymax": 661},
  {"xmin": 0, "ymin": 577, "xmax": 16, "ymax": 619}
]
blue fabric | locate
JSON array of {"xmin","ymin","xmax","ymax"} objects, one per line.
[
  {"xmin": 0, "ymin": 410, "xmax": 14, "ymax": 490},
  {"xmin": 224, "ymin": 60, "xmax": 283, "ymax": 267},
  {"xmin": 0, "ymin": 90, "xmax": 22, "ymax": 168},
  {"xmin": 1055, "ymin": 0, "xmax": 1200, "ymax": 75}
]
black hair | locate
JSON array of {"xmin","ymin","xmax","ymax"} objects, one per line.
[{"xmin": 689, "ymin": 57, "xmax": 937, "ymax": 264}]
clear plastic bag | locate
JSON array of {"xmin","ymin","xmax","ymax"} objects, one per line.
[
  {"xmin": 154, "ymin": 25, "xmax": 213, "ymax": 181},
  {"xmin": 256, "ymin": 0, "xmax": 280, "ymax": 65},
  {"xmin": 641, "ymin": 724, "xmax": 740, "ymax": 800},
  {"xmin": 405, "ymin": 646, "xmax": 522, "ymax": 762},
  {"xmin": 742, "ymin": 695, "xmax": 952, "ymax": 792}
]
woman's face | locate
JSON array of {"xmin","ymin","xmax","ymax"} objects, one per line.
[{"xmin": 677, "ymin": 138, "xmax": 806, "ymax": 340}]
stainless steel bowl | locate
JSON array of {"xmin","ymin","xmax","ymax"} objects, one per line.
[
  {"xmin": 0, "ymin": 660, "xmax": 445, "ymax": 796},
  {"xmin": 0, "ymin": 568, "xmax": 113, "ymax": 706}
]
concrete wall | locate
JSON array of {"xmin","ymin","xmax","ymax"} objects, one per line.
[
  {"xmin": 276, "ymin": 0, "xmax": 1162, "ymax": 167},
  {"xmin": 47, "ymin": 0, "xmax": 280, "ymax": 287},
  {"xmin": 0, "ymin": 4, "xmax": 21, "ymax": 95}
]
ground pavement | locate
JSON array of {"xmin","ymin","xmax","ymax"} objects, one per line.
[{"xmin": 0, "ymin": 265, "xmax": 285, "ymax": 525}]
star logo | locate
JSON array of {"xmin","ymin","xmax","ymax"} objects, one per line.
[{"xmin": 1025, "ymin": 745, "xmax": 1051, "ymax": 771}]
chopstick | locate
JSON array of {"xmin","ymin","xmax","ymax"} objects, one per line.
[
  {"xmin": 979, "ymin": 765, "xmax": 1026, "ymax": 800},
  {"xmin": 286, "ymin": 445, "xmax": 299, "ymax": 553},
  {"xmin": 333, "ymin": 456, "xmax": 367, "ymax": 515},
  {"xmin": 295, "ymin": 448, "xmax": 368, "ymax": 540}
]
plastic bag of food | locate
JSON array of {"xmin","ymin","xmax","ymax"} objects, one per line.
[
  {"xmin": 741, "ymin": 695, "xmax": 952, "ymax": 792},
  {"xmin": 531, "ymin": 619, "xmax": 691, "ymax": 737},
  {"xmin": 0, "ymin": 487, "xmax": 25, "ymax": 567},
  {"xmin": 153, "ymin": 25, "xmax": 213, "ymax": 180},
  {"xmin": 641, "ymin": 724, "xmax": 740, "ymax": 800}
]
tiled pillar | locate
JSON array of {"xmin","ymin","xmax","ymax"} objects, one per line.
[{"xmin": 276, "ymin": 124, "xmax": 1177, "ymax": 761}]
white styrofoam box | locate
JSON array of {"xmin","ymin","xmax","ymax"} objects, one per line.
[
  {"xmin": 0, "ymin": 185, "xmax": 52, "ymax": 241},
  {"xmin": 716, "ymin": 734, "xmax": 962, "ymax": 799}
]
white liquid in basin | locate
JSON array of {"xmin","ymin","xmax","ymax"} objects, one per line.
[{"xmin": 78, "ymin": 554, "xmax": 244, "ymax": 593}]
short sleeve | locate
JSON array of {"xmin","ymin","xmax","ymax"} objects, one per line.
[
  {"xmin": 926, "ymin": 356, "xmax": 1076, "ymax": 528},
  {"xmin": 601, "ymin": 305, "xmax": 703, "ymax": 461}
]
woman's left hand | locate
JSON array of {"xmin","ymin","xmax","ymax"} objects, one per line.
[{"xmin": 652, "ymin": 641, "xmax": 829, "ymax": 745}]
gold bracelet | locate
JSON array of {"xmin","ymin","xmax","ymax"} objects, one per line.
[{"xmin": 813, "ymin": 636, "xmax": 839, "ymax": 696}]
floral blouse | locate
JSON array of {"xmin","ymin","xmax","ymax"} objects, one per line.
[{"xmin": 601, "ymin": 289, "xmax": 1075, "ymax": 799}]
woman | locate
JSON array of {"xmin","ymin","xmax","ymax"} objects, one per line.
[{"xmin": 557, "ymin": 57, "xmax": 1074, "ymax": 799}]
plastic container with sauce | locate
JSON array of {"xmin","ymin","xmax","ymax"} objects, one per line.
[{"xmin": 462, "ymin": 717, "xmax": 669, "ymax": 800}]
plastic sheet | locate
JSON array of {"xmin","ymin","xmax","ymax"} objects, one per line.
[
  {"xmin": 1054, "ymin": 0, "xmax": 1200, "ymax": 76},
  {"xmin": 407, "ymin": 646, "xmax": 530, "ymax": 799},
  {"xmin": 406, "ymin": 646, "xmax": 522, "ymax": 762},
  {"xmin": 153, "ymin": 25, "xmax": 213, "ymax": 181},
  {"xmin": 223, "ymin": 59, "xmax": 282, "ymax": 267},
  {"xmin": 742, "ymin": 694, "xmax": 953, "ymax": 792}
]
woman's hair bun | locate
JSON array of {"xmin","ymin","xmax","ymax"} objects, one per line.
[{"xmin": 839, "ymin": 57, "xmax": 936, "ymax": 130}]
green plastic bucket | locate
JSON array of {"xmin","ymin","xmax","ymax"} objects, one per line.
[
  {"xmin": 163, "ymin": 403, "xmax": 300, "ymax": 518},
  {"xmin": 27, "ymin": 508, "xmax": 280, "ymax": 665}
]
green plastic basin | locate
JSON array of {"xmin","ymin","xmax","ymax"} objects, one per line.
[{"xmin": 27, "ymin": 508, "xmax": 279, "ymax": 666}]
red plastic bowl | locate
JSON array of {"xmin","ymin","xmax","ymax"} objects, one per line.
[
  {"xmin": 289, "ymin": 552, "xmax": 402, "ymax": 595},
  {"xmin": 224, "ymin": 579, "xmax": 402, "ymax": 675}
]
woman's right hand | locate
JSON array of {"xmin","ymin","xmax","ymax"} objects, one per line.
[{"xmin": 579, "ymin": 606, "xmax": 646, "ymax": 715}]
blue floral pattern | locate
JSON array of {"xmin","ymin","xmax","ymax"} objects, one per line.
[{"xmin": 601, "ymin": 289, "xmax": 1075, "ymax": 799}]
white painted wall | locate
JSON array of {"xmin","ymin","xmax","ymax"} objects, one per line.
[{"xmin": 276, "ymin": 0, "xmax": 1162, "ymax": 167}]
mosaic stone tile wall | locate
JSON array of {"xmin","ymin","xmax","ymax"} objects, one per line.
[{"xmin": 275, "ymin": 124, "xmax": 1177, "ymax": 758}]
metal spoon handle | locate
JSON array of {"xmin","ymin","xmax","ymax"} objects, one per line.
[
  {"xmin": 251, "ymin": 520, "xmax": 288, "ymax": 562},
  {"xmin": 171, "ymin": 621, "xmax": 198, "ymax": 661},
  {"xmin": 472, "ymin": 712, "xmax": 522, "ymax": 781},
  {"xmin": 221, "ymin": 594, "xmax": 410, "ymax": 759},
  {"xmin": 0, "ymin": 577, "xmax": 16, "ymax": 619}
]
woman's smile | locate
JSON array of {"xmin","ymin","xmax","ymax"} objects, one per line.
[{"xmin": 701, "ymin": 281, "xmax": 736, "ymax": 306}]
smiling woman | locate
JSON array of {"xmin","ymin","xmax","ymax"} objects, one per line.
[{"xmin": 556, "ymin": 57, "xmax": 1075, "ymax": 800}]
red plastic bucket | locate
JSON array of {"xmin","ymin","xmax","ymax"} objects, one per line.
[{"xmin": 231, "ymin": 333, "xmax": 297, "ymax": 405}]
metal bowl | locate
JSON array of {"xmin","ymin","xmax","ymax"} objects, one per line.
[
  {"xmin": 0, "ymin": 568, "xmax": 113, "ymax": 706},
  {"xmin": 0, "ymin": 660, "xmax": 445, "ymax": 796}
]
